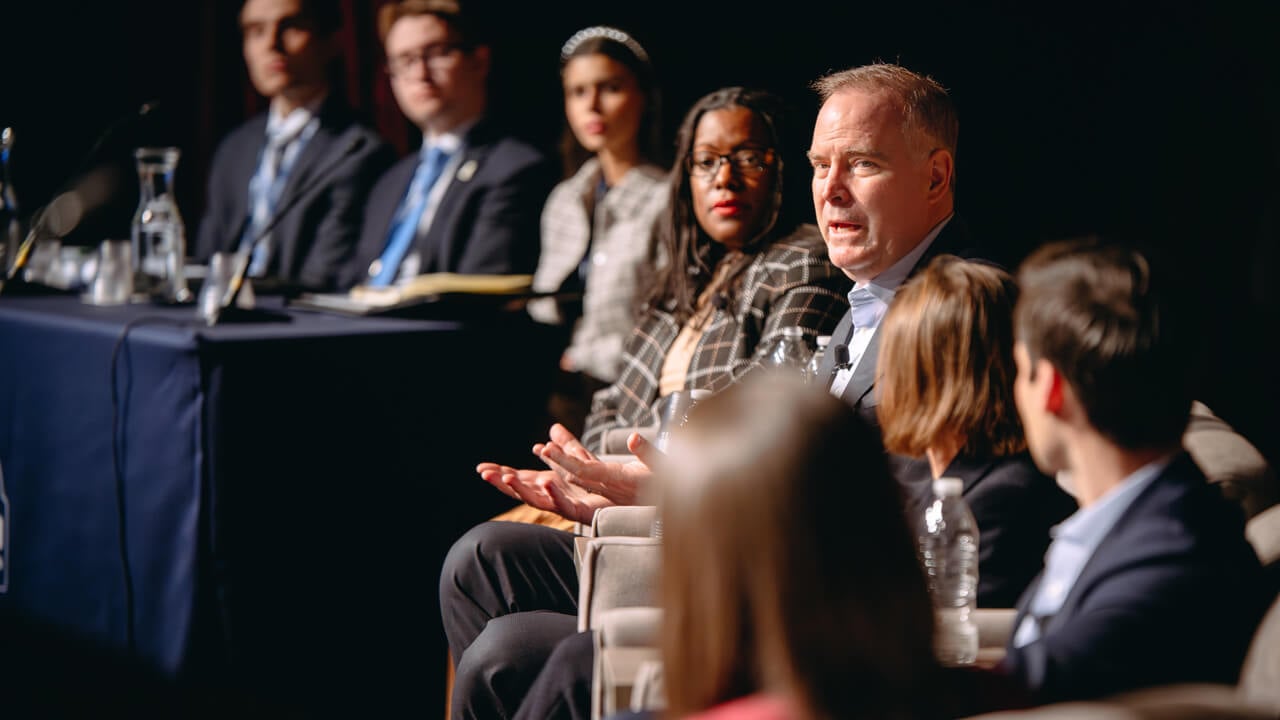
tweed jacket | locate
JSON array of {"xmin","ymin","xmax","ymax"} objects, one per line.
[
  {"xmin": 528, "ymin": 159, "xmax": 670, "ymax": 383},
  {"xmin": 581, "ymin": 224, "xmax": 850, "ymax": 453}
]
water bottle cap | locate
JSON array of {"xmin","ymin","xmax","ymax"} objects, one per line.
[
  {"xmin": 815, "ymin": 335, "xmax": 831, "ymax": 348},
  {"xmin": 780, "ymin": 326, "xmax": 804, "ymax": 337},
  {"xmin": 933, "ymin": 477, "xmax": 963, "ymax": 497}
]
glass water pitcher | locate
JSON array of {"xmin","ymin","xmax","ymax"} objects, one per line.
[{"xmin": 131, "ymin": 147, "xmax": 190, "ymax": 303}]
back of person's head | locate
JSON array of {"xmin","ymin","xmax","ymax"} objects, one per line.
[
  {"xmin": 811, "ymin": 62, "xmax": 958, "ymax": 168},
  {"xmin": 558, "ymin": 26, "xmax": 663, "ymax": 172},
  {"xmin": 878, "ymin": 255, "xmax": 1025, "ymax": 459},
  {"xmin": 377, "ymin": 0, "xmax": 485, "ymax": 48},
  {"xmin": 1015, "ymin": 237, "xmax": 1193, "ymax": 450},
  {"xmin": 656, "ymin": 373, "xmax": 938, "ymax": 719}
]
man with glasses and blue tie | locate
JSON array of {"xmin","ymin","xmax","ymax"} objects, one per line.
[
  {"xmin": 344, "ymin": 0, "xmax": 556, "ymax": 290},
  {"xmin": 195, "ymin": 0, "xmax": 395, "ymax": 293}
]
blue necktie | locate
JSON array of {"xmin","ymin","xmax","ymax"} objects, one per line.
[
  {"xmin": 241, "ymin": 116, "xmax": 312, "ymax": 276},
  {"xmin": 370, "ymin": 146, "xmax": 452, "ymax": 287}
]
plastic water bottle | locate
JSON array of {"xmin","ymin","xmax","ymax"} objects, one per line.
[
  {"xmin": 919, "ymin": 476, "xmax": 979, "ymax": 665},
  {"xmin": 764, "ymin": 326, "xmax": 813, "ymax": 373},
  {"xmin": 804, "ymin": 335, "xmax": 831, "ymax": 385}
]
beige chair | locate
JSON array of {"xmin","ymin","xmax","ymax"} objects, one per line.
[
  {"xmin": 1184, "ymin": 402, "xmax": 1277, "ymax": 519},
  {"xmin": 576, "ymin": 505, "xmax": 662, "ymax": 720}
]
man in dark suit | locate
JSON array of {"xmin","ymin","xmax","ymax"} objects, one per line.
[
  {"xmin": 195, "ymin": 0, "xmax": 395, "ymax": 293},
  {"xmin": 342, "ymin": 0, "xmax": 556, "ymax": 290},
  {"xmin": 806, "ymin": 64, "xmax": 984, "ymax": 414},
  {"xmin": 1002, "ymin": 238, "xmax": 1269, "ymax": 703}
]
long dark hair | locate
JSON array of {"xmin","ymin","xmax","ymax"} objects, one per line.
[
  {"xmin": 645, "ymin": 87, "xmax": 796, "ymax": 325},
  {"xmin": 557, "ymin": 27, "xmax": 664, "ymax": 177}
]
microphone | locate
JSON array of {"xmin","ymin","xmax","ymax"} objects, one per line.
[
  {"xmin": 6, "ymin": 101, "xmax": 160, "ymax": 282},
  {"xmin": 207, "ymin": 134, "xmax": 367, "ymax": 326},
  {"xmin": 827, "ymin": 343, "xmax": 852, "ymax": 390}
]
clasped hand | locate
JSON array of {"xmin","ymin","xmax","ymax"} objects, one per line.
[{"xmin": 475, "ymin": 423, "xmax": 658, "ymax": 525}]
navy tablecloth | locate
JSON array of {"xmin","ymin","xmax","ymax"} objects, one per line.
[{"xmin": 0, "ymin": 294, "xmax": 557, "ymax": 713}]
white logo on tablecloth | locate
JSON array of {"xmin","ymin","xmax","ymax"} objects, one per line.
[{"xmin": 0, "ymin": 459, "xmax": 8, "ymax": 592}]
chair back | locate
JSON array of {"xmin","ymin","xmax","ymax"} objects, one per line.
[
  {"xmin": 1237, "ymin": 595, "xmax": 1280, "ymax": 712},
  {"xmin": 1184, "ymin": 402, "xmax": 1277, "ymax": 519}
]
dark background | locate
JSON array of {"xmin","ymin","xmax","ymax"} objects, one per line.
[{"xmin": 3, "ymin": 0, "xmax": 1278, "ymax": 462}]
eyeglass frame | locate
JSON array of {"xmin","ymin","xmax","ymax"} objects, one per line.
[
  {"xmin": 685, "ymin": 147, "xmax": 777, "ymax": 180},
  {"xmin": 386, "ymin": 42, "xmax": 470, "ymax": 76}
]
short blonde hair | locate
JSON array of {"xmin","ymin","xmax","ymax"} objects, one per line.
[
  {"xmin": 811, "ymin": 62, "xmax": 958, "ymax": 158},
  {"xmin": 377, "ymin": 0, "xmax": 479, "ymax": 47},
  {"xmin": 877, "ymin": 255, "xmax": 1025, "ymax": 459}
]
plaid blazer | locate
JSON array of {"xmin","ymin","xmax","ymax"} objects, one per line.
[
  {"xmin": 528, "ymin": 159, "xmax": 670, "ymax": 382},
  {"xmin": 582, "ymin": 224, "xmax": 850, "ymax": 452}
]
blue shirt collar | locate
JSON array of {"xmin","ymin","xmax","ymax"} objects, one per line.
[
  {"xmin": 848, "ymin": 214, "xmax": 952, "ymax": 308},
  {"xmin": 1053, "ymin": 453, "xmax": 1176, "ymax": 551}
]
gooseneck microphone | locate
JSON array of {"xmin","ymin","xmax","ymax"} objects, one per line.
[
  {"xmin": 6, "ymin": 101, "xmax": 160, "ymax": 283},
  {"xmin": 207, "ymin": 134, "xmax": 368, "ymax": 327}
]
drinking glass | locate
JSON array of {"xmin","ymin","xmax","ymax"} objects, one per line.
[
  {"xmin": 197, "ymin": 251, "xmax": 236, "ymax": 322},
  {"xmin": 84, "ymin": 240, "xmax": 133, "ymax": 305}
]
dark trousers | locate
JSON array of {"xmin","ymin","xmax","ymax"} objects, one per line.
[
  {"xmin": 440, "ymin": 521, "xmax": 582, "ymax": 720},
  {"xmin": 513, "ymin": 630, "xmax": 595, "ymax": 720}
]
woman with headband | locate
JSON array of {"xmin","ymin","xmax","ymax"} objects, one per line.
[{"xmin": 527, "ymin": 26, "xmax": 670, "ymax": 438}]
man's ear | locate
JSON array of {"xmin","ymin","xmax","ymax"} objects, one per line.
[
  {"xmin": 926, "ymin": 148, "xmax": 954, "ymax": 201},
  {"xmin": 471, "ymin": 44, "xmax": 491, "ymax": 76},
  {"xmin": 1043, "ymin": 359, "xmax": 1066, "ymax": 415}
]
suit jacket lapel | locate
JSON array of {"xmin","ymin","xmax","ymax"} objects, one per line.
[
  {"xmin": 419, "ymin": 149, "xmax": 472, "ymax": 273},
  {"xmin": 842, "ymin": 324, "xmax": 882, "ymax": 407},
  {"xmin": 816, "ymin": 313, "xmax": 852, "ymax": 378},
  {"xmin": 223, "ymin": 115, "xmax": 269, "ymax": 252},
  {"xmin": 944, "ymin": 455, "xmax": 999, "ymax": 494},
  {"xmin": 272, "ymin": 121, "xmax": 337, "ymax": 272},
  {"xmin": 418, "ymin": 121, "xmax": 492, "ymax": 273}
]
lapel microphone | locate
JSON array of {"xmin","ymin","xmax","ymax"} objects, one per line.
[
  {"xmin": 828, "ymin": 343, "xmax": 852, "ymax": 389},
  {"xmin": 6, "ymin": 101, "xmax": 160, "ymax": 284},
  {"xmin": 208, "ymin": 134, "xmax": 367, "ymax": 327}
]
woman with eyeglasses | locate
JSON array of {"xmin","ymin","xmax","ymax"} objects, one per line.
[
  {"xmin": 441, "ymin": 87, "xmax": 849, "ymax": 720},
  {"xmin": 526, "ymin": 26, "xmax": 670, "ymax": 437}
]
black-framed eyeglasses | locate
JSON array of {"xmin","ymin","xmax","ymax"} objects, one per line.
[
  {"xmin": 686, "ymin": 148, "xmax": 775, "ymax": 179},
  {"xmin": 387, "ymin": 43, "xmax": 465, "ymax": 75}
]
